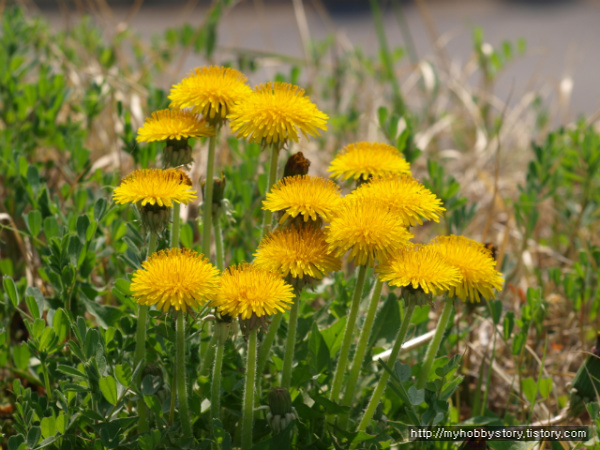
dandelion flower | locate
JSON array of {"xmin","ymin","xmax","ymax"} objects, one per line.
[
  {"xmin": 263, "ymin": 175, "xmax": 342, "ymax": 224},
  {"xmin": 228, "ymin": 82, "xmax": 328, "ymax": 146},
  {"xmin": 113, "ymin": 168, "xmax": 196, "ymax": 207},
  {"xmin": 433, "ymin": 235, "xmax": 504, "ymax": 302},
  {"xmin": 169, "ymin": 66, "xmax": 252, "ymax": 122},
  {"xmin": 377, "ymin": 244, "xmax": 462, "ymax": 295},
  {"xmin": 131, "ymin": 248, "xmax": 220, "ymax": 313},
  {"xmin": 254, "ymin": 227, "xmax": 341, "ymax": 280},
  {"xmin": 136, "ymin": 109, "xmax": 215, "ymax": 143},
  {"xmin": 326, "ymin": 198, "xmax": 414, "ymax": 267},
  {"xmin": 328, "ymin": 142, "xmax": 411, "ymax": 181},
  {"xmin": 212, "ymin": 263, "xmax": 294, "ymax": 320},
  {"xmin": 347, "ymin": 175, "xmax": 445, "ymax": 226}
]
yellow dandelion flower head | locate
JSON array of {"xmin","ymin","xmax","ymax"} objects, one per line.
[
  {"xmin": 131, "ymin": 248, "xmax": 220, "ymax": 313},
  {"xmin": 112, "ymin": 169, "xmax": 197, "ymax": 207},
  {"xmin": 328, "ymin": 142, "xmax": 412, "ymax": 181},
  {"xmin": 377, "ymin": 244, "xmax": 462, "ymax": 295},
  {"xmin": 347, "ymin": 175, "xmax": 445, "ymax": 226},
  {"xmin": 433, "ymin": 235, "xmax": 504, "ymax": 302},
  {"xmin": 228, "ymin": 82, "xmax": 328, "ymax": 146},
  {"xmin": 136, "ymin": 108, "xmax": 215, "ymax": 143},
  {"xmin": 212, "ymin": 263, "xmax": 294, "ymax": 320},
  {"xmin": 168, "ymin": 66, "xmax": 252, "ymax": 121},
  {"xmin": 325, "ymin": 198, "xmax": 414, "ymax": 267},
  {"xmin": 254, "ymin": 226, "xmax": 341, "ymax": 280},
  {"xmin": 263, "ymin": 175, "xmax": 342, "ymax": 224}
]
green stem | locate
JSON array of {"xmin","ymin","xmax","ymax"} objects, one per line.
[
  {"xmin": 210, "ymin": 336, "xmax": 226, "ymax": 422},
  {"xmin": 213, "ymin": 209, "xmax": 224, "ymax": 271},
  {"xmin": 201, "ymin": 334, "xmax": 216, "ymax": 377},
  {"xmin": 41, "ymin": 358, "xmax": 53, "ymax": 401},
  {"xmin": 134, "ymin": 232, "xmax": 157, "ymax": 434},
  {"xmin": 341, "ymin": 280, "xmax": 384, "ymax": 412},
  {"xmin": 329, "ymin": 265, "xmax": 368, "ymax": 402},
  {"xmin": 281, "ymin": 297, "xmax": 300, "ymax": 388},
  {"xmin": 356, "ymin": 303, "xmax": 416, "ymax": 436},
  {"xmin": 416, "ymin": 297, "xmax": 454, "ymax": 389},
  {"xmin": 481, "ymin": 302, "xmax": 499, "ymax": 415},
  {"xmin": 256, "ymin": 313, "xmax": 283, "ymax": 377},
  {"xmin": 202, "ymin": 134, "xmax": 217, "ymax": 257},
  {"xmin": 261, "ymin": 145, "xmax": 281, "ymax": 238},
  {"xmin": 176, "ymin": 312, "xmax": 193, "ymax": 438},
  {"xmin": 242, "ymin": 328, "xmax": 258, "ymax": 450},
  {"xmin": 171, "ymin": 202, "xmax": 181, "ymax": 249},
  {"xmin": 169, "ymin": 201, "xmax": 180, "ymax": 426}
]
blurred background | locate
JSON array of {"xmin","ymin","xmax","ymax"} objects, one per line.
[{"xmin": 26, "ymin": 0, "xmax": 600, "ymax": 120}]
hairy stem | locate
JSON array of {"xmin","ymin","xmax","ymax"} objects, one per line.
[
  {"xmin": 134, "ymin": 232, "xmax": 157, "ymax": 433},
  {"xmin": 202, "ymin": 134, "xmax": 217, "ymax": 257},
  {"xmin": 242, "ymin": 329, "xmax": 258, "ymax": 450},
  {"xmin": 329, "ymin": 265, "xmax": 368, "ymax": 402},
  {"xmin": 176, "ymin": 312, "xmax": 193, "ymax": 438},
  {"xmin": 416, "ymin": 297, "xmax": 454, "ymax": 389},
  {"xmin": 356, "ymin": 303, "xmax": 415, "ymax": 436}
]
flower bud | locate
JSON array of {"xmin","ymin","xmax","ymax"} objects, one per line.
[
  {"xmin": 402, "ymin": 285, "xmax": 433, "ymax": 307},
  {"xmin": 283, "ymin": 152, "xmax": 311, "ymax": 179},
  {"xmin": 163, "ymin": 138, "xmax": 193, "ymax": 168},
  {"xmin": 266, "ymin": 387, "xmax": 298, "ymax": 433},
  {"xmin": 138, "ymin": 202, "xmax": 170, "ymax": 234}
]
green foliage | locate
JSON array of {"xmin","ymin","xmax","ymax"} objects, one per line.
[{"xmin": 1, "ymin": 4, "xmax": 599, "ymax": 450}]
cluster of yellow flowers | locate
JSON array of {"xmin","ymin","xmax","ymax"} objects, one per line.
[
  {"xmin": 109, "ymin": 64, "xmax": 504, "ymax": 444},
  {"xmin": 113, "ymin": 64, "xmax": 503, "ymax": 322}
]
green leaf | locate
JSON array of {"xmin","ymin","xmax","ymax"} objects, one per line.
[
  {"xmin": 26, "ymin": 166, "xmax": 41, "ymax": 193},
  {"xmin": 26, "ymin": 210, "xmax": 42, "ymax": 237},
  {"xmin": 56, "ymin": 412, "xmax": 66, "ymax": 434},
  {"xmin": 40, "ymin": 416, "xmax": 56, "ymax": 439},
  {"xmin": 320, "ymin": 316, "xmax": 346, "ymax": 358},
  {"xmin": 25, "ymin": 286, "xmax": 45, "ymax": 319},
  {"xmin": 27, "ymin": 426, "xmax": 41, "ymax": 448},
  {"xmin": 115, "ymin": 364, "xmax": 131, "ymax": 387},
  {"xmin": 370, "ymin": 293, "xmax": 402, "ymax": 345},
  {"xmin": 84, "ymin": 328, "xmax": 100, "ymax": 359},
  {"xmin": 522, "ymin": 376, "xmax": 537, "ymax": 404},
  {"xmin": 503, "ymin": 311, "xmax": 515, "ymax": 340},
  {"xmin": 81, "ymin": 297, "xmax": 123, "ymax": 329},
  {"xmin": 39, "ymin": 328, "xmax": 57, "ymax": 353},
  {"xmin": 7, "ymin": 435, "xmax": 25, "ymax": 450},
  {"xmin": 56, "ymin": 365, "xmax": 87, "ymax": 379},
  {"xmin": 308, "ymin": 322, "xmax": 330, "ymax": 374},
  {"xmin": 94, "ymin": 198, "xmax": 107, "ymax": 222},
  {"xmin": 210, "ymin": 419, "xmax": 231, "ymax": 450},
  {"xmin": 407, "ymin": 386, "xmax": 424, "ymax": 405},
  {"xmin": 99, "ymin": 375, "xmax": 118, "ymax": 405},
  {"xmin": 180, "ymin": 223, "xmax": 193, "ymax": 249},
  {"xmin": 394, "ymin": 362, "xmax": 411, "ymax": 382},
  {"xmin": 43, "ymin": 216, "xmax": 60, "ymax": 240},
  {"xmin": 31, "ymin": 318, "xmax": 46, "ymax": 340},
  {"xmin": 13, "ymin": 343, "xmax": 30, "ymax": 371},
  {"xmin": 141, "ymin": 374, "xmax": 162, "ymax": 396},
  {"xmin": 138, "ymin": 429, "xmax": 162, "ymax": 450},
  {"xmin": 51, "ymin": 309, "xmax": 69, "ymax": 343},
  {"xmin": 538, "ymin": 377, "xmax": 553, "ymax": 399},
  {"xmin": 312, "ymin": 393, "xmax": 350, "ymax": 414},
  {"xmin": 3, "ymin": 276, "xmax": 19, "ymax": 307},
  {"xmin": 76, "ymin": 215, "xmax": 90, "ymax": 242},
  {"xmin": 61, "ymin": 265, "xmax": 75, "ymax": 287},
  {"xmin": 491, "ymin": 299, "xmax": 502, "ymax": 325},
  {"xmin": 67, "ymin": 235, "xmax": 83, "ymax": 267},
  {"xmin": 350, "ymin": 431, "xmax": 376, "ymax": 445}
]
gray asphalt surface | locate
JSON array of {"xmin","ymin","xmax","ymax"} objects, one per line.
[{"xmin": 41, "ymin": 0, "xmax": 600, "ymax": 118}]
